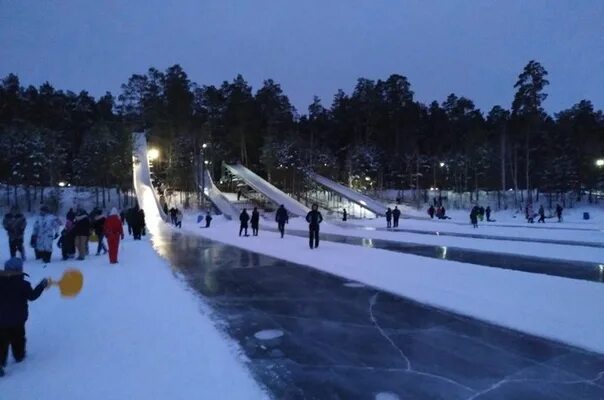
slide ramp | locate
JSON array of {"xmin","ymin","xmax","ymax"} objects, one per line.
[
  {"xmin": 224, "ymin": 163, "xmax": 310, "ymax": 217},
  {"xmin": 200, "ymin": 169, "xmax": 239, "ymax": 220},
  {"xmin": 308, "ymin": 172, "xmax": 386, "ymax": 216}
]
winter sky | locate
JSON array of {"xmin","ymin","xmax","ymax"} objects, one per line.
[{"xmin": 1, "ymin": 0, "xmax": 603, "ymax": 114}]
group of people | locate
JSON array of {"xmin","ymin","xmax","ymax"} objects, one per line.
[
  {"xmin": 237, "ymin": 203, "xmax": 324, "ymax": 249},
  {"xmin": 469, "ymin": 205, "xmax": 492, "ymax": 228},
  {"xmin": 525, "ymin": 203, "xmax": 563, "ymax": 224},
  {"xmin": 427, "ymin": 205, "xmax": 450, "ymax": 220},
  {"xmin": 2, "ymin": 204, "xmax": 138, "ymax": 266},
  {"xmin": 166, "ymin": 206, "xmax": 183, "ymax": 228},
  {"xmin": 385, "ymin": 206, "xmax": 401, "ymax": 228}
]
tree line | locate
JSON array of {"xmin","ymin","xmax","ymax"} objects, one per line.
[{"xmin": 1, "ymin": 60, "xmax": 603, "ymax": 210}]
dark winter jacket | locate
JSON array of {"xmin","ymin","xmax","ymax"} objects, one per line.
[
  {"xmin": 93, "ymin": 216, "xmax": 106, "ymax": 236},
  {"xmin": 275, "ymin": 207, "xmax": 289, "ymax": 224},
  {"xmin": 66, "ymin": 209, "xmax": 75, "ymax": 222},
  {"xmin": 240, "ymin": 211, "xmax": 250, "ymax": 225},
  {"xmin": 0, "ymin": 273, "xmax": 46, "ymax": 327},
  {"xmin": 306, "ymin": 210, "xmax": 323, "ymax": 227},
  {"xmin": 3, "ymin": 212, "xmax": 27, "ymax": 240},
  {"xmin": 392, "ymin": 209, "xmax": 401, "ymax": 219},
  {"xmin": 73, "ymin": 212, "xmax": 91, "ymax": 236},
  {"xmin": 385, "ymin": 209, "xmax": 392, "ymax": 221},
  {"xmin": 251, "ymin": 210, "xmax": 260, "ymax": 227}
]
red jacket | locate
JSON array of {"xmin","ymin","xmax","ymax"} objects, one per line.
[{"xmin": 104, "ymin": 215, "xmax": 124, "ymax": 238}]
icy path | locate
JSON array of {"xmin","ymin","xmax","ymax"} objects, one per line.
[
  {"xmin": 158, "ymin": 224, "xmax": 604, "ymax": 399},
  {"xmin": 0, "ymin": 228, "xmax": 267, "ymax": 400},
  {"xmin": 180, "ymin": 217, "xmax": 604, "ymax": 354}
]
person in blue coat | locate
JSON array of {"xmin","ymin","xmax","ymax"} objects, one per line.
[{"xmin": 0, "ymin": 258, "xmax": 48, "ymax": 377}]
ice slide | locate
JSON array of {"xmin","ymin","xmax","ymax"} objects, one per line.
[
  {"xmin": 308, "ymin": 172, "xmax": 386, "ymax": 216},
  {"xmin": 224, "ymin": 163, "xmax": 310, "ymax": 217},
  {"xmin": 200, "ymin": 169, "xmax": 240, "ymax": 220},
  {"xmin": 132, "ymin": 132, "xmax": 169, "ymax": 223}
]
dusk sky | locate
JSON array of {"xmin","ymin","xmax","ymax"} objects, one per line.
[{"xmin": 1, "ymin": 0, "xmax": 603, "ymax": 114}]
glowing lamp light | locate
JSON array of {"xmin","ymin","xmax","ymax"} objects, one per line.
[
  {"xmin": 148, "ymin": 148, "xmax": 160, "ymax": 161},
  {"xmin": 204, "ymin": 160, "xmax": 209, "ymax": 165},
  {"xmin": 58, "ymin": 181, "xmax": 66, "ymax": 187},
  {"xmin": 365, "ymin": 176, "xmax": 371, "ymax": 181},
  {"xmin": 596, "ymin": 159, "xmax": 604, "ymax": 167},
  {"xmin": 439, "ymin": 162, "xmax": 446, "ymax": 168},
  {"xmin": 202, "ymin": 143, "xmax": 208, "ymax": 149}
]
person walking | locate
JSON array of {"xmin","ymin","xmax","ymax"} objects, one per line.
[
  {"xmin": 239, "ymin": 209, "xmax": 250, "ymax": 237},
  {"xmin": 31, "ymin": 206, "xmax": 61, "ymax": 263},
  {"xmin": 427, "ymin": 205, "xmax": 435, "ymax": 219},
  {"xmin": 169, "ymin": 207, "xmax": 178, "ymax": 225},
  {"xmin": 385, "ymin": 208, "xmax": 392, "ymax": 228},
  {"xmin": 205, "ymin": 212, "xmax": 212, "ymax": 228},
  {"xmin": 306, "ymin": 204, "xmax": 323, "ymax": 249},
  {"xmin": 275, "ymin": 205, "xmax": 289, "ymax": 238},
  {"xmin": 163, "ymin": 202, "xmax": 169, "ymax": 216},
  {"xmin": 250, "ymin": 207, "xmax": 260, "ymax": 236},
  {"xmin": 237, "ymin": 189, "xmax": 242, "ymax": 201},
  {"xmin": 0, "ymin": 257, "xmax": 48, "ymax": 378},
  {"xmin": 93, "ymin": 211, "xmax": 108, "ymax": 256},
  {"xmin": 175, "ymin": 209, "xmax": 183, "ymax": 228},
  {"xmin": 66, "ymin": 208, "xmax": 75, "ymax": 223},
  {"xmin": 3, "ymin": 206, "xmax": 26, "ymax": 260},
  {"xmin": 131, "ymin": 206, "xmax": 145, "ymax": 240},
  {"xmin": 342, "ymin": 209, "xmax": 347, "ymax": 222},
  {"xmin": 470, "ymin": 206, "xmax": 479, "ymax": 228},
  {"xmin": 486, "ymin": 206, "xmax": 492, "ymax": 222},
  {"xmin": 125, "ymin": 207, "xmax": 135, "ymax": 236},
  {"xmin": 478, "ymin": 206, "xmax": 485, "ymax": 222},
  {"xmin": 73, "ymin": 208, "xmax": 90, "ymax": 260},
  {"xmin": 392, "ymin": 206, "xmax": 401, "ymax": 228},
  {"xmin": 538, "ymin": 205, "xmax": 546, "ymax": 223},
  {"xmin": 555, "ymin": 204, "xmax": 563, "ymax": 222},
  {"xmin": 104, "ymin": 208, "xmax": 124, "ymax": 264}
]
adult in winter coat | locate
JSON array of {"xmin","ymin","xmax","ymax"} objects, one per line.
[
  {"xmin": 275, "ymin": 205, "xmax": 289, "ymax": 238},
  {"xmin": 478, "ymin": 206, "xmax": 485, "ymax": 222},
  {"xmin": 175, "ymin": 210, "xmax": 183, "ymax": 229},
  {"xmin": 555, "ymin": 204, "xmax": 563, "ymax": 222},
  {"xmin": 342, "ymin": 209, "xmax": 347, "ymax": 222},
  {"xmin": 0, "ymin": 257, "xmax": 48, "ymax": 377},
  {"xmin": 470, "ymin": 206, "xmax": 479, "ymax": 228},
  {"xmin": 427, "ymin": 205, "xmax": 435, "ymax": 219},
  {"xmin": 125, "ymin": 207, "xmax": 135, "ymax": 236},
  {"xmin": 73, "ymin": 209, "xmax": 91, "ymax": 260},
  {"xmin": 239, "ymin": 209, "xmax": 250, "ymax": 237},
  {"xmin": 486, "ymin": 206, "xmax": 492, "ymax": 222},
  {"xmin": 131, "ymin": 206, "xmax": 145, "ymax": 240},
  {"xmin": 3, "ymin": 206, "xmax": 27, "ymax": 260},
  {"xmin": 93, "ymin": 212, "xmax": 108, "ymax": 256},
  {"xmin": 104, "ymin": 208, "xmax": 124, "ymax": 264},
  {"xmin": 169, "ymin": 208, "xmax": 178, "ymax": 225},
  {"xmin": 57, "ymin": 220, "xmax": 76, "ymax": 261},
  {"xmin": 205, "ymin": 213, "xmax": 212, "ymax": 228},
  {"xmin": 306, "ymin": 204, "xmax": 323, "ymax": 249},
  {"xmin": 385, "ymin": 208, "xmax": 392, "ymax": 228},
  {"xmin": 392, "ymin": 206, "xmax": 401, "ymax": 228},
  {"xmin": 250, "ymin": 207, "xmax": 260, "ymax": 236},
  {"xmin": 31, "ymin": 206, "xmax": 61, "ymax": 263},
  {"xmin": 538, "ymin": 205, "xmax": 546, "ymax": 223},
  {"xmin": 66, "ymin": 208, "xmax": 75, "ymax": 222}
]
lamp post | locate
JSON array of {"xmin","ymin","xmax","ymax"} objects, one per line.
[{"xmin": 200, "ymin": 143, "xmax": 208, "ymax": 209}]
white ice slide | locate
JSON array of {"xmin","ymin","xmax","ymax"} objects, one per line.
[
  {"xmin": 308, "ymin": 172, "xmax": 386, "ymax": 216},
  {"xmin": 132, "ymin": 132, "xmax": 169, "ymax": 223},
  {"xmin": 224, "ymin": 163, "xmax": 310, "ymax": 217},
  {"xmin": 200, "ymin": 169, "xmax": 240, "ymax": 220}
]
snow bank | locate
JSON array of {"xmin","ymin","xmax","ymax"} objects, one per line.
[
  {"xmin": 0, "ymin": 224, "xmax": 267, "ymax": 400},
  {"xmin": 180, "ymin": 217, "xmax": 604, "ymax": 355}
]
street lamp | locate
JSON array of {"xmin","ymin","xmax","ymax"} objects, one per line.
[
  {"xmin": 148, "ymin": 148, "xmax": 160, "ymax": 161},
  {"xmin": 439, "ymin": 162, "xmax": 446, "ymax": 168},
  {"xmin": 596, "ymin": 159, "xmax": 604, "ymax": 167}
]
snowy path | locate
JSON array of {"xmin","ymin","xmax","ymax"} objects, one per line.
[
  {"xmin": 0, "ymin": 227, "xmax": 267, "ymax": 399},
  {"xmin": 154, "ymin": 224, "xmax": 604, "ymax": 399},
  {"xmin": 267, "ymin": 227, "xmax": 604, "ymax": 283}
]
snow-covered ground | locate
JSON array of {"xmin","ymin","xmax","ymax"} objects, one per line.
[
  {"xmin": 0, "ymin": 222, "xmax": 267, "ymax": 399},
  {"xmin": 179, "ymin": 213, "xmax": 604, "ymax": 355}
]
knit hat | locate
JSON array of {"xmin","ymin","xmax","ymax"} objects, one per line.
[
  {"xmin": 110, "ymin": 207, "xmax": 118, "ymax": 216},
  {"xmin": 4, "ymin": 257, "xmax": 24, "ymax": 273}
]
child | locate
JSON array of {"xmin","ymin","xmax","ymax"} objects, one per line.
[
  {"xmin": 0, "ymin": 257, "xmax": 48, "ymax": 377},
  {"xmin": 57, "ymin": 221, "xmax": 76, "ymax": 260}
]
